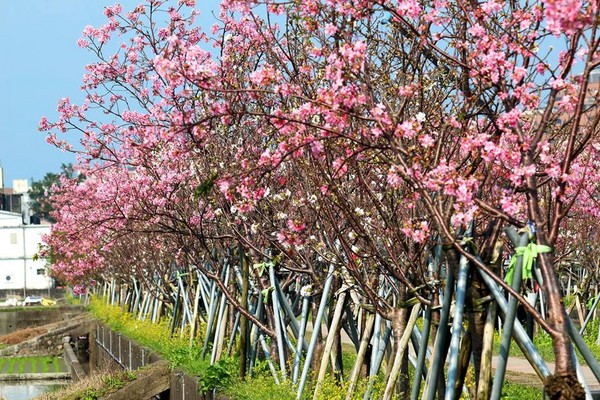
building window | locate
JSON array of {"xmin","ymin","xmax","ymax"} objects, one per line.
[
  {"xmin": 37, "ymin": 269, "xmax": 46, "ymax": 276},
  {"xmin": 9, "ymin": 233, "xmax": 17, "ymax": 245}
]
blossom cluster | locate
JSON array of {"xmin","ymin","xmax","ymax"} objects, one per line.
[{"xmin": 38, "ymin": 0, "xmax": 600, "ymax": 299}]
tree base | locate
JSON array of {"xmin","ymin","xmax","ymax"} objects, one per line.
[{"xmin": 544, "ymin": 372, "xmax": 585, "ymax": 400}]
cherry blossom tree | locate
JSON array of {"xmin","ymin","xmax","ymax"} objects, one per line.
[{"xmin": 40, "ymin": 0, "xmax": 600, "ymax": 398}]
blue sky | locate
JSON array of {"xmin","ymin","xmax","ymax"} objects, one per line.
[{"xmin": 0, "ymin": 0, "xmax": 218, "ymax": 188}]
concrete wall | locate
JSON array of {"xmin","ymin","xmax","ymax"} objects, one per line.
[
  {"xmin": 92, "ymin": 324, "xmax": 206, "ymax": 400},
  {"xmin": 0, "ymin": 305, "xmax": 83, "ymax": 336}
]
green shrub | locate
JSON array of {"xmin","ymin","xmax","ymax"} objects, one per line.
[{"xmin": 198, "ymin": 357, "xmax": 236, "ymax": 393}]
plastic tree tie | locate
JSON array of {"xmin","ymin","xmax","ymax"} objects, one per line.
[{"xmin": 505, "ymin": 242, "xmax": 552, "ymax": 286}]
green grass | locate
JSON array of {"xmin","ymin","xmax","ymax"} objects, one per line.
[
  {"xmin": 0, "ymin": 356, "xmax": 65, "ymax": 375},
  {"xmin": 52, "ymin": 356, "xmax": 61, "ymax": 372},
  {"xmin": 500, "ymin": 380, "xmax": 543, "ymax": 399}
]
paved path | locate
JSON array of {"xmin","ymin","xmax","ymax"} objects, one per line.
[{"xmin": 492, "ymin": 356, "xmax": 600, "ymax": 390}]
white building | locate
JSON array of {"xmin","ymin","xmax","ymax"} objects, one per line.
[{"xmin": 0, "ymin": 211, "xmax": 53, "ymax": 294}]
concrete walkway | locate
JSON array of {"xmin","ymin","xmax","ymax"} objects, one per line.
[{"xmin": 492, "ymin": 356, "xmax": 600, "ymax": 390}]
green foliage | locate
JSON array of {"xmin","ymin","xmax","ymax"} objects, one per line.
[
  {"xmin": 198, "ymin": 357, "xmax": 236, "ymax": 393},
  {"xmin": 28, "ymin": 163, "xmax": 79, "ymax": 223},
  {"xmin": 80, "ymin": 387, "xmax": 100, "ymax": 400},
  {"xmin": 193, "ymin": 173, "xmax": 218, "ymax": 199},
  {"xmin": 102, "ymin": 371, "xmax": 135, "ymax": 391}
]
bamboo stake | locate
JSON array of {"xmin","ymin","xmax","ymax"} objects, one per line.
[
  {"xmin": 249, "ymin": 292, "xmax": 265, "ymax": 377},
  {"xmin": 153, "ymin": 277, "xmax": 163, "ymax": 322},
  {"xmin": 259, "ymin": 333, "xmax": 280, "ymax": 384},
  {"xmin": 197, "ymin": 270, "xmax": 211, "ymax": 315},
  {"xmin": 110, "ymin": 278, "xmax": 116, "ymax": 305},
  {"xmin": 313, "ymin": 289, "xmax": 348, "ymax": 400},
  {"xmin": 343, "ymin": 301, "xmax": 360, "ymax": 350},
  {"xmin": 153, "ymin": 299, "xmax": 162, "ymax": 323},
  {"xmin": 383, "ymin": 303, "xmax": 422, "ymax": 400},
  {"xmin": 239, "ymin": 244, "xmax": 249, "ymax": 379},
  {"xmin": 292, "ymin": 287, "xmax": 311, "ymax": 384},
  {"xmin": 422, "ymin": 263, "xmax": 455, "ymax": 400},
  {"xmin": 477, "ymin": 301, "xmax": 497, "ymax": 400},
  {"xmin": 213, "ymin": 303, "xmax": 229, "ymax": 363},
  {"xmin": 190, "ymin": 278, "xmax": 202, "ymax": 345},
  {"xmin": 274, "ymin": 276, "xmax": 307, "ymax": 351},
  {"xmin": 132, "ymin": 279, "xmax": 140, "ymax": 316},
  {"xmin": 575, "ymin": 292, "xmax": 585, "ymax": 328},
  {"xmin": 103, "ymin": 280, "xmax": 108, "ymax": 301},
  {"xmin": 572, "ymin": 347, "xmax": 593, "ymax": 399},
  {"xmin": 455, "ymin": 328, "xmax": 472, "ymax": 400},
  {"xmin": 363, "ymin": 321, "xmax": 392, "ymax": 400},
  {"xmin": 269, "ymin": 264, "xmax": 288, "ymax": 380},
  {"xmin": 124, "ymin": 290, "xmax": 131, "ymax": 311},
  {"xmin": 345, "ymin": 312, "xmax": 375, "ymax": 400},
  {"xmin": 143, "ymin": 291, "xmax": 152, "ymax": 320},
  {"xmin": 296, "ymin": 264, "xmax": 335, "ymax": 400},
  {"xmin": 137, "ymin": 291, "xmax": 147, "ymax": 320},
  {"xmin": 411, "ymin": 305, "xmax": 431, "ymax": 400},
  {"xmin": 370, "ymin": 285, "xmax": 385, "ymax": 373},
  {"xmin": 170, "ymin": 282, "xmax": 181, "ymax": 337},
  {"xmin": 177, "ymin": 274, "xmax": 193, "ymax": 336},
  {"xmin": 202, "ymin": 281, "xmax": 218, "ymax": 359},
  {"xmin": 211, "ymin": 267, "xmax": 230, "ymax": 364},
  {"xmin": 370, "ymin": 310, "xmax": 382, "ymax": 373},
  {"xmin": 444, "ymin": 254, "xmax": 470, "ymax": 400},
  {"xmin": 567, "ymin": 317, "xmax": 600, "ymax": 383},
  {"xmin": 227, "ymin": 311, "xmax": 241, "ymax": 356}
]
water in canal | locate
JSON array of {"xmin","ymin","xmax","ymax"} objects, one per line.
[{"xmin": 0, "ymin": 380, "xmax": 68, "ymax": 400}]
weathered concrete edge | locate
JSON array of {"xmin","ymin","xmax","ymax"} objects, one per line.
[
  {"xmin": 0, "ymin": 372, "xmax": 70, "ymax": 381},
  {"xmin": 63, "ymin": 338, "xmax": 86, "ymax": 382}
]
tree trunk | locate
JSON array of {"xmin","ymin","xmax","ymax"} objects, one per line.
[{"xmin": 537, "ymin": 235, "xmax": 584, "ymax": 399}]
